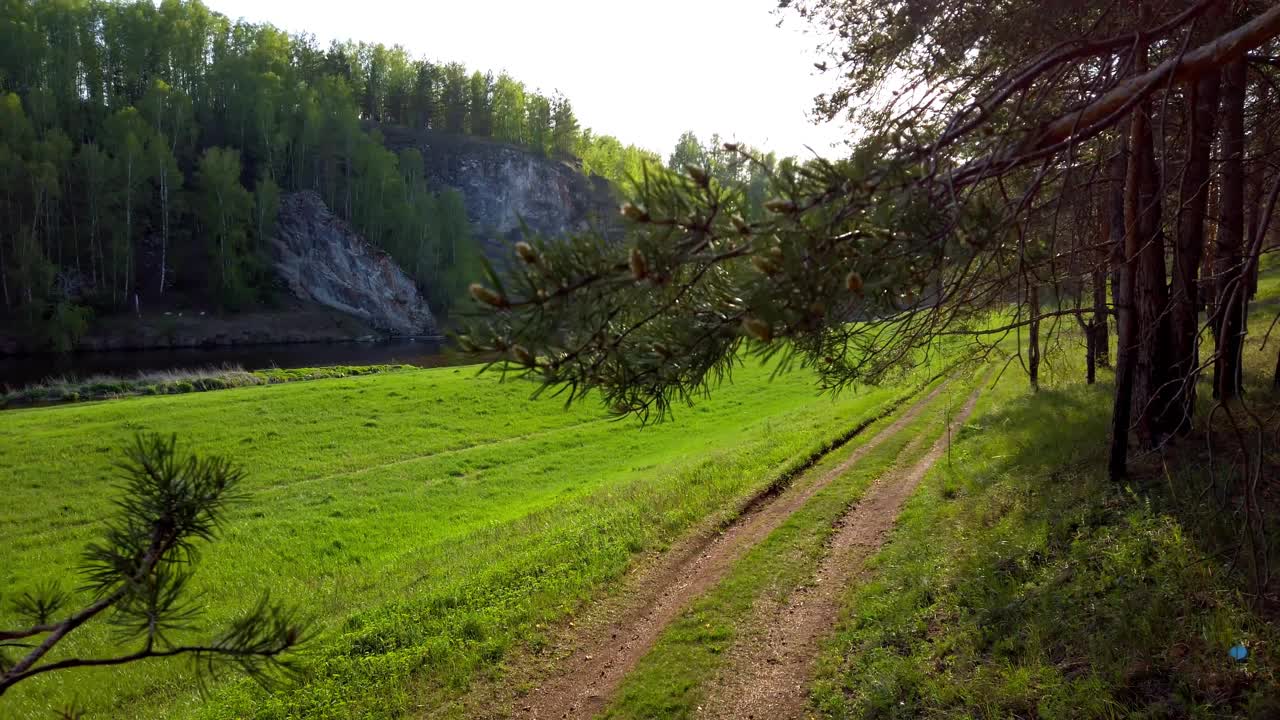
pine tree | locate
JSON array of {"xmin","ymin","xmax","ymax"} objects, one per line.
[
  {"xmin": 440, "ymin": 62, "xmax": 469, "ymax": 134},
  {"xmin": 525, "ymin": 93, "xmax": 551, "ymax": 156}
]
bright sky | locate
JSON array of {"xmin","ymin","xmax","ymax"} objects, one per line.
[{"xmin": 199, "ymin": 0, "xmax": 850, "ymax": 159}]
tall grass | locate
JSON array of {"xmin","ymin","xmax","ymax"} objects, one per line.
[{"xmin": 1, "ymin": 364, "xmax": 408, "ymax": 407}]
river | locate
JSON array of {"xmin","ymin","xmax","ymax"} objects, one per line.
[{"xmin": 0, "ymin": 338, "xmax": 460, "ymax": 390}]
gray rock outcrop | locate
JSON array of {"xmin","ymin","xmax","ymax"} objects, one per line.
[
  {"xmin": 271, "ymin": 191, "xmax": 436, "ymax": 336},
  {"xmin": 377, "ymin": 126, "xmax": 619, "ymax": 258}
]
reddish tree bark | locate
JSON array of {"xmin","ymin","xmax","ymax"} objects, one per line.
[
  {"xmin": 1168, "ymin": 61, "xmax": 1221, "ymax": 433},
  {"xmin": 1214, "ymin": 57, "xmax": 1247, "ymax": 400},
  {"xmin": 1129, "ymin": 92, "xmax": 1174, "ymax": 449},
  {"xmin": 1029, "ymin": 283, "xmax": 1041, "ymax": 390}
]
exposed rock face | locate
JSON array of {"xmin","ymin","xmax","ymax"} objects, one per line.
[
  {"xmin": 272, "ymin": 191, "xmax": 436, "ymax": 336},
  {"xmin": 269, "ymin": 131, "xmax": 613, "ymax": 334},
  {"xmin": 377, "ymin": 126, "xmax": 618, "ymax": 257}
]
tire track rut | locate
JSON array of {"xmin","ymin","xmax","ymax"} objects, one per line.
[
  {"xmin": 697, "ymin": 381, "xmax": 984, "ymax": 720},
  {"xmin": 488, "ymin": 379, "xmax": 954, "ymax": 720}
]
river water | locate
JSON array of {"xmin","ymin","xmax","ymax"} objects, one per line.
[{"xmin": 0, "ymin": 337, "xmax": 459, "ymax": 390}]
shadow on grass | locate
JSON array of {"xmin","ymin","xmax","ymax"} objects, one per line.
[{"xmin": 812, "ymin": 374, "xmax": 1280, "ymax": 719}]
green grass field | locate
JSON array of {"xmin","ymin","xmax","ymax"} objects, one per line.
[
  {"xmin": 0, "ymin": 356, "xmax": 941, "ymax": 719},
  {"xmin": 3, "ymin": 267, "xmax": 1277, "ymax": 719}
]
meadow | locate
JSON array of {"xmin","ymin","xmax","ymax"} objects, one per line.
[
  {"xmin": 0, "ymin": 354, "xmax": 942, "ymax": 718},
  {"xmin": 3, "ymin": 267, "xmax": 1277, "ymax": 719}
]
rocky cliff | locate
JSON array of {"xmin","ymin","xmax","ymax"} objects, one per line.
[
  {"xmin": 270, "ymin": 133, "xmax": 613, "ymax": 332},
  {"xmin": 271, "ymin": 191, "xmax": 436, "ymax": 336},
  {"xmin": 2, "ymin": 134, "xmax": 608, "ymax": 356},
  {"xmin": 377, "ymin": 126, "xmax": 618, "ymax": 257}
]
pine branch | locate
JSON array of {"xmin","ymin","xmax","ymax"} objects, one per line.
[{"xmin": 0, "ymin": 434, "xmax": 306, "ymax": 698}]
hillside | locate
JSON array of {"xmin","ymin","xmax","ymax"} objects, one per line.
[
  {"xmin": 0, "ymin": 0, "xmax": 645, "ymax": 354},
  {"xmin": 376, "ymin": 125, "xmax": 619, "ymax": 259}
]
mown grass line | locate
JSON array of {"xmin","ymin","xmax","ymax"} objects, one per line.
[
  {"xmin": 599, "ymin": 370, "xmax": 983, "ymax": 720},
  {"xmin": 249, "ymin": 412, "xmax": 618, "ymax": 493}
]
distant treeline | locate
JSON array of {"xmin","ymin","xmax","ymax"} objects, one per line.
[
  {"xmin": 0, "ymin": 0, "xmax": 659, "ymax": 349},
  {"xmin": 666, "ymin": 130, "xmax": 787, "ymax": 222},
  {"xmin": 309, "ymin": 32, "xmax": 664, "ymax": 184}
]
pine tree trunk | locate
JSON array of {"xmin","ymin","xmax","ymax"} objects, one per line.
[
  {"xmin": 1090, "ymin": 226, "xmax": 1111, "ymax": 376},
  {"xmin": 124, "ymin": 155, "xmax": 133, "ymax": 307},
  {"xmin": 1029, "ymin": 283, "xmax": 1041, "ymax": 391},
  {"xmin": 1168, "ymin": 64, "xmax": 1221, "ymax": 433},
  {"xmin": 1084, "ymin": 269, "xmax": 1097, "ymax": 384},
  {"xmin": 1091, "ymin": 270, "xmax": 1109, "ymax": 371},
  {"xmin": 1214, "ymin": 58, "xmax": 1247, "ymax": 401},
  {"xmin": 1129, "ymin": 66, "xmax": 1174, "ymax": 449},
  {"xmin": 1245, "ymin": 85, "xmax": 1272, "ymax": 302},
  {"xmin": 1110, "ymin": 130, "xmax": 1140, "ymax": 480},
  {"xmin": 0, "ymin": 235, "xmax": 9, "ymax": 311},
  {"xmin": 0, "ymin": 185, "xmax": 10, "ymax": 310},
  {"xmin": 1094, "ymin": 185, "xmax": 1113, "ymax": 371},
  {"xmin": 1108, "ymin": 144, "xmax": 1127, "ymax": 327},
  {"xmin": 1086, "ymin": 330, "xmax": 1097, "ymax": 384},
  {"xmin": 1204, "ymin": 180, "xmax": 1220, "ymax": 322}
]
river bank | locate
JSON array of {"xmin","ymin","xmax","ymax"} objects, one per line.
[
  {"xmin": 1, "ymin": 364, "xmax": 414, "ymax": 408},
  {"xmin": 0, "ymin": 303, "xmax": 460, "ymax": 389},
  {"xmin": 0, "ymin": 303, "xmax": 385, "ymax": 356}
]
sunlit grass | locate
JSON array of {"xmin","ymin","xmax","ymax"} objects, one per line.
[
  {"xmin": 602, "ymin": 371, "xmax": 982, "ymax": 720},
  {"xmin": 0, "ymin": 357, "xmax": 932, "ymax": 719}
]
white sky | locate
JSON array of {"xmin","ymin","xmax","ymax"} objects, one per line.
[{"xmin": 199, "ymin": 0, "xmax": 850, "ymax": 159}]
